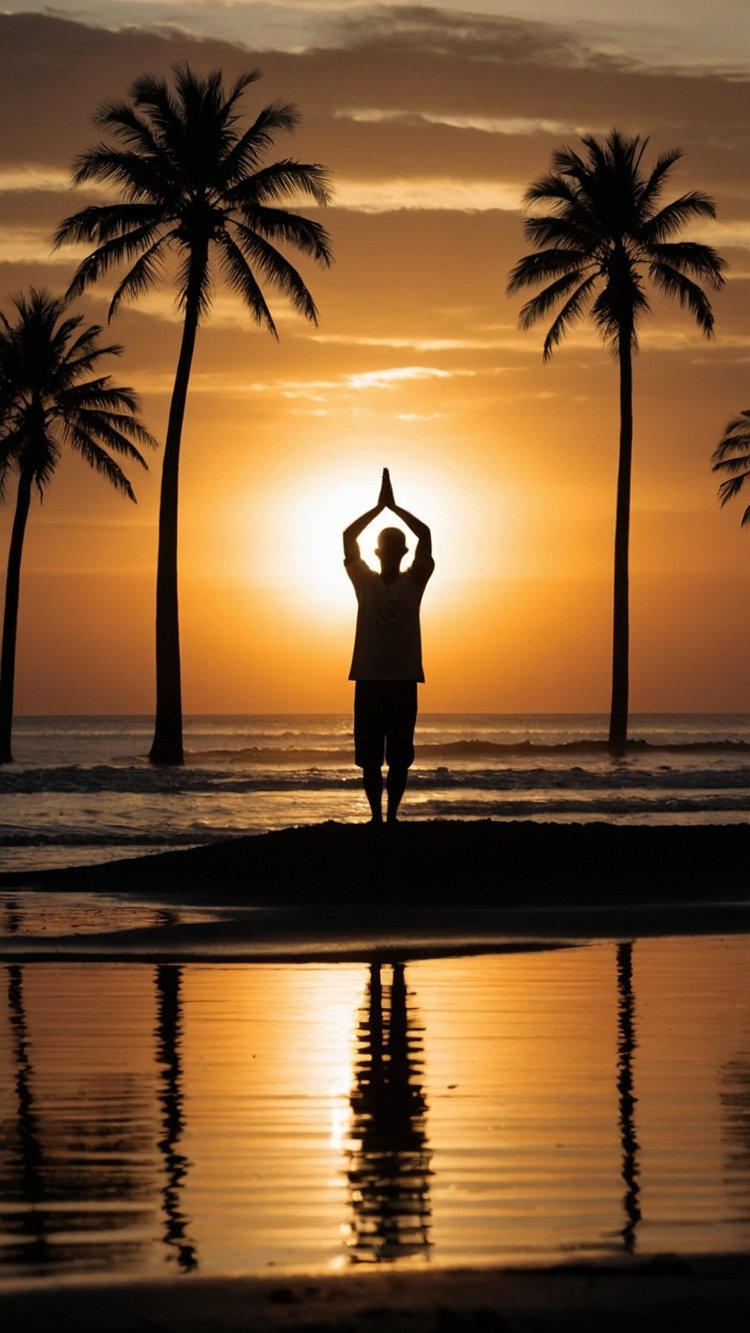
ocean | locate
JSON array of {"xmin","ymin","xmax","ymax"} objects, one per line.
[{"xmin": 1, "ymin": 713, "xmax": 748, "ymax": 873}]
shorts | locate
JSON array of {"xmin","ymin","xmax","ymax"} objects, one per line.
[{"xmin": 353, "ymin": 680, "xmax": 418, "ymax": 769}]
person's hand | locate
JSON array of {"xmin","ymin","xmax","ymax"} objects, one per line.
[{"xmin": 379, "ymin": 467, "xmax": 395, "ymax": 509}]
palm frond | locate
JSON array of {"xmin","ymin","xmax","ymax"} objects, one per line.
[
  {"xmin": 55, "ymin": 63, "xmax": 331, "ymax": 353},
  {"xmin": 648, "ymin": 261, "xmax": 716, "ymax": 335},
  {"xmin": 506, "ymin": 248, "xmax": 592, "ymax": 294},
  {"xmin": 220, "ymin": 101, "xmax": 300, "ymax": 184},
  {"xmin": 128, "ymin": 72, "xmax": 180, "ymax": 139},
  {"xmin": 64, "ymin": 226, "xmax": 172, "ymax": 302},
  {"xmin": 233, "ymin": 203, "xmax": 333, "ymax": 266},
  {"xmin": 216, "ymin": 233, "xmax": 278, "ymax": 338},
  {"xmin": 225, "ymin": 225, "xmax": 320, "ymax": 323},
  {"xmin": 643, "ymin": 192, "xmax": 718, "ymax": 242},
  {"xmin": 62, "ymin": 427, "xmax": 138, "ymax": 500},
  {"xmin": 712, "ymin": 451, "xmax": 750, "ymax": 478},
  {"xmin": 646, "ymin": 240, "xmax": 725, "ymax": 286},
  {"xmin": 68, "ymin": 411, "xmax": 153, "ymax": 462},
  {"xmin": 513, "ymin": 268, "xmax": 587, "ymax": 324},
  {"xmin": 590, "ymin": 279, "xmax": 648, "ymax": 349},
  {"xmin": 716, "ymin": 469, "xmax": 750, "ymax": 506},
  {"xmin": 108, "ymin": 238, "xmax": 169, "ymax": 318},
  {"xmin": 91, "ymin": 102, "xmax": 163, "ymax": 160},
  {"xmin": 71, "ymin": 147, "xmax": 175, "ymax": 203},
  {"xmin": 639, "ymin": 146, "xmax": 682, "ymax": 215},
  {"xmin": 539, "ymin": 273, "xmax": 599, "ymax": 359},
  {"xmin": 713, "ymin": 410, "xmax": 750, "ymax": 463},
  {"xmin": 54, "ymin": 202, "xmax": 166, "ymax": 249},
  {"xmin": 0, "ymin": 286, "xmax": 152, "ymax": 499},
  {"xmin": 231, "ymin": 159, "xmax": 332, "ymax": 211},
  {"xmin": 523, "ymin": 171, "xmax": 579, "ymax": 209}
]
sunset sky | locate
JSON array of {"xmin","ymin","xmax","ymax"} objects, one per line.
[{"xmin": 0, "ymin": 1, "xmax": 748, "ymax": 715}]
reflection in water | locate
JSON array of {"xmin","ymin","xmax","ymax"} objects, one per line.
[
  {"xmin": 3, "ymin": 898, "xmax": 22, "ymax": 935},
  {"xmin": 1, "ymin": 941, "xmax": 750, "ymax": 1283},
  {"xmin": 6, "ymin": 965, "xmax": 50, "ymax": 1266},
  {"xmin": 154, "ymin": 965, "xmax": 197, "ymax": 1271},
  {"xmin": 721, "ymin": 991, "xmax": 750, "ymax": 1233},
  {"xmin": 346, "ymin": 962, "xmax": 432, "ymax": 1262},
  {"xmin": 0, "ymin": 965, "xmax": 160, "ymax": 1278},
  {"xmin": 616, "ymin": 942, "xmax": 641, "ymax": 1251}
]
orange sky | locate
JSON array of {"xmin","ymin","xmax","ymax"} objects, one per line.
[{"xmin": 0, "ymin": 4, "xmax": 748, "ymax": 714}]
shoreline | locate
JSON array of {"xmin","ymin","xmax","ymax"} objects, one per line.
[
  {"xmin": 2, "ymin": 1255, "xmax": 749, "ymax": 1331},
  {"xmin": 1, "ymin": 820, "xmax": 748, "ymax": 959},
  {"xmin": 2, "ymin": 822, "xmax": 749, "ymax": 1326}
]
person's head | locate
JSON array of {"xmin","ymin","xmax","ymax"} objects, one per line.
[{"xmin": 376, "ymin": 526, "xmax": 408, "ymax": 573}]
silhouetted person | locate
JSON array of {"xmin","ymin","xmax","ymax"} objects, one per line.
[
  {"xmin": 343, "ymin": 470, "xmax": 434, "ymax": 823},
  {"xmin": 347, "ymin": 961, "xmax": 432, "ymax": 1261}
]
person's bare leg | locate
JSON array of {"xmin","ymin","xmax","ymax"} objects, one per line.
[
  {"xmin": 386, "ymin": 764, "xmax": 408, "ymax": 823},
  {"xmin": 363, "ymin": 764, "xmax": 383, "ymax": 822}
]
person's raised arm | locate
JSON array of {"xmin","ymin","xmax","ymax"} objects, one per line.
[
  {"xmin": 342, "ymin": 469, "xmax": 390, "ymax": 563},
  {"xmin": 383, "ymin": 470, "xmax": 432, "ymax": 563}
]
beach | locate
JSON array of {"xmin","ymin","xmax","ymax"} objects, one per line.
[
  {"xmin": 2, "ymin": 1254, "xmax": 750, "ymax": 1332},
  {"xmin": 2, "ymin": 819, "xmax": 748, "ymax": 959},
  {"xmin": 2, "ymin": 818, "xmax": 749, "ymax": 1330}
]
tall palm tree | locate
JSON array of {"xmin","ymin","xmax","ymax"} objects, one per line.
[
  {"xmin": 507, "ymin": 130, "xmax": 725, "ymax": 751},
  {"xmin": 712, "ymin": 410, "xmax": 750, "ymax": 525},
  {"xmin": 54, "ymin": 64, "xmax": 333, "ymax": 764},
  {"xmin": 0, "ymin": 288, "xmax": 153, "ymax": 764}
]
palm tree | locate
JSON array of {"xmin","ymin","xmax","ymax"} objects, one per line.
[
  {"xmin": 54, "ymin": 64, "xmax": 333, "ymax": 764},
  {"xmin": 712, "ymin": 411, "xmax": 750, "ymax": 526},
  {"xmin": 0, "ymin": 288, "xmax": 153, "ymax": 763},
  {"xmin": 507, "ymin": 130, "xmax": 725, "ymax": 751}
]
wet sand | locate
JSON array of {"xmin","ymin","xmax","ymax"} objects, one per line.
[
  {"xmin": 1, "ymin": 820, "xmax": 749, "ymax": 1327},
  {"xmin": 1, "ymin": 1256, "xmax": 749, "ymax": 1332},
  {"xmin": 1, "ymin": 820, "xmax": 748, "ymax": 959}
]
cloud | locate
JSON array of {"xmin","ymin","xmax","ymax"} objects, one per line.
[
  {"xmin": 0, "ymin": 225, "xmax": 77, "ymax": 265},
  {"xmin": 0, "ymin": 166, "xmax": 72, "ymax": 192},
  {"xmin": 348, "ymin": 364, "xmax": 453, "ymax": 389},
  {"xmin": 334, "ymin": 176, "xmax": 523, "ymax": 212}
]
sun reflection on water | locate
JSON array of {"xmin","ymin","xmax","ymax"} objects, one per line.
[{"xmin": 0, "ymin": 939, "xmax": 749, "ymax": 1283}]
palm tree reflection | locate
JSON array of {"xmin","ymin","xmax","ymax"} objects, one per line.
[
  {"xmin": 2, "ymin": 897, "xmax": 22, "ymax": 934},
  {"xmin": 154, "ymin": 964, "xmax": 197, "ymax": 1271},
  {"xmin": 5, "ymin": 964, "xmax": 50, "ymax": 1266},
  {"xmin": 616, "ymin": 942, "xmax": 641, "ymax": 1251},
  {"xmin": 346, "ymin": 961, "xmax": 432, "ymax": 1262}
]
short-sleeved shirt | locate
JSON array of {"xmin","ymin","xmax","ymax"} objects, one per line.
[{"xmin": 345, "ymin": 555, "xmax": 434, "ymax": 681}]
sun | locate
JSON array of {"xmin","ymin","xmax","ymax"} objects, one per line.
[{"xmin": 254, "ymin": 462, "xmax": 453, "ymax": 615}]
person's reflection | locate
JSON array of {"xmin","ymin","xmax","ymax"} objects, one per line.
[
  {"xmin": 154, "ymin": 964, "xmax": 197, "ymax": 1271},
  {"xmin": 5, "ymin": 964, "xmax": 51, "ymax": 1266},
  {"xmin": 346, "ymin": 961, "xmax": 432, "ymax": 1262},
  {"xmin": 616, "ymin": 942, "xmax": 641, "ymax": 1251}
]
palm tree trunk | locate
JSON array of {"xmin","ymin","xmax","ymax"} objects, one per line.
[
  {"xmin": 148, "ymin": 256, "xmax": 205, "ymax": 766},
  {"xmin": 0, "ymin": 469, "xmax": 33, "ymax": 764},
  {"xmin": 609, "ymin": 334, "xmax": 633, "ymax": 753}
]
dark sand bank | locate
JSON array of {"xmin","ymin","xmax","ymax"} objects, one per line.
[
  {"xmin": 1, "ymin": 821, "xmax": 748, "ymax": 958},
  {"xmin": 4, "ymin": 820, "xmax": 750, "ymax": 903},
  {"xmin": 2, "ymin": 1256, "xmax": 749, "ymax": 1332}
]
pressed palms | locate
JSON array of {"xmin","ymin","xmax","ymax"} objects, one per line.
[
  {"xmin": 54, "ymin": 64, "xmax": 333, "ymax": 764},
  {"xmin": 0, "ymin": 288, "xmax": 153, "ymax": 763},
  {"xmin": 507, "ymin": 130, "xmax": 725, "ymax": 750},
  {"xmin": 712, "ymin": 411, "xmax": 750, "ymax": 526}
]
